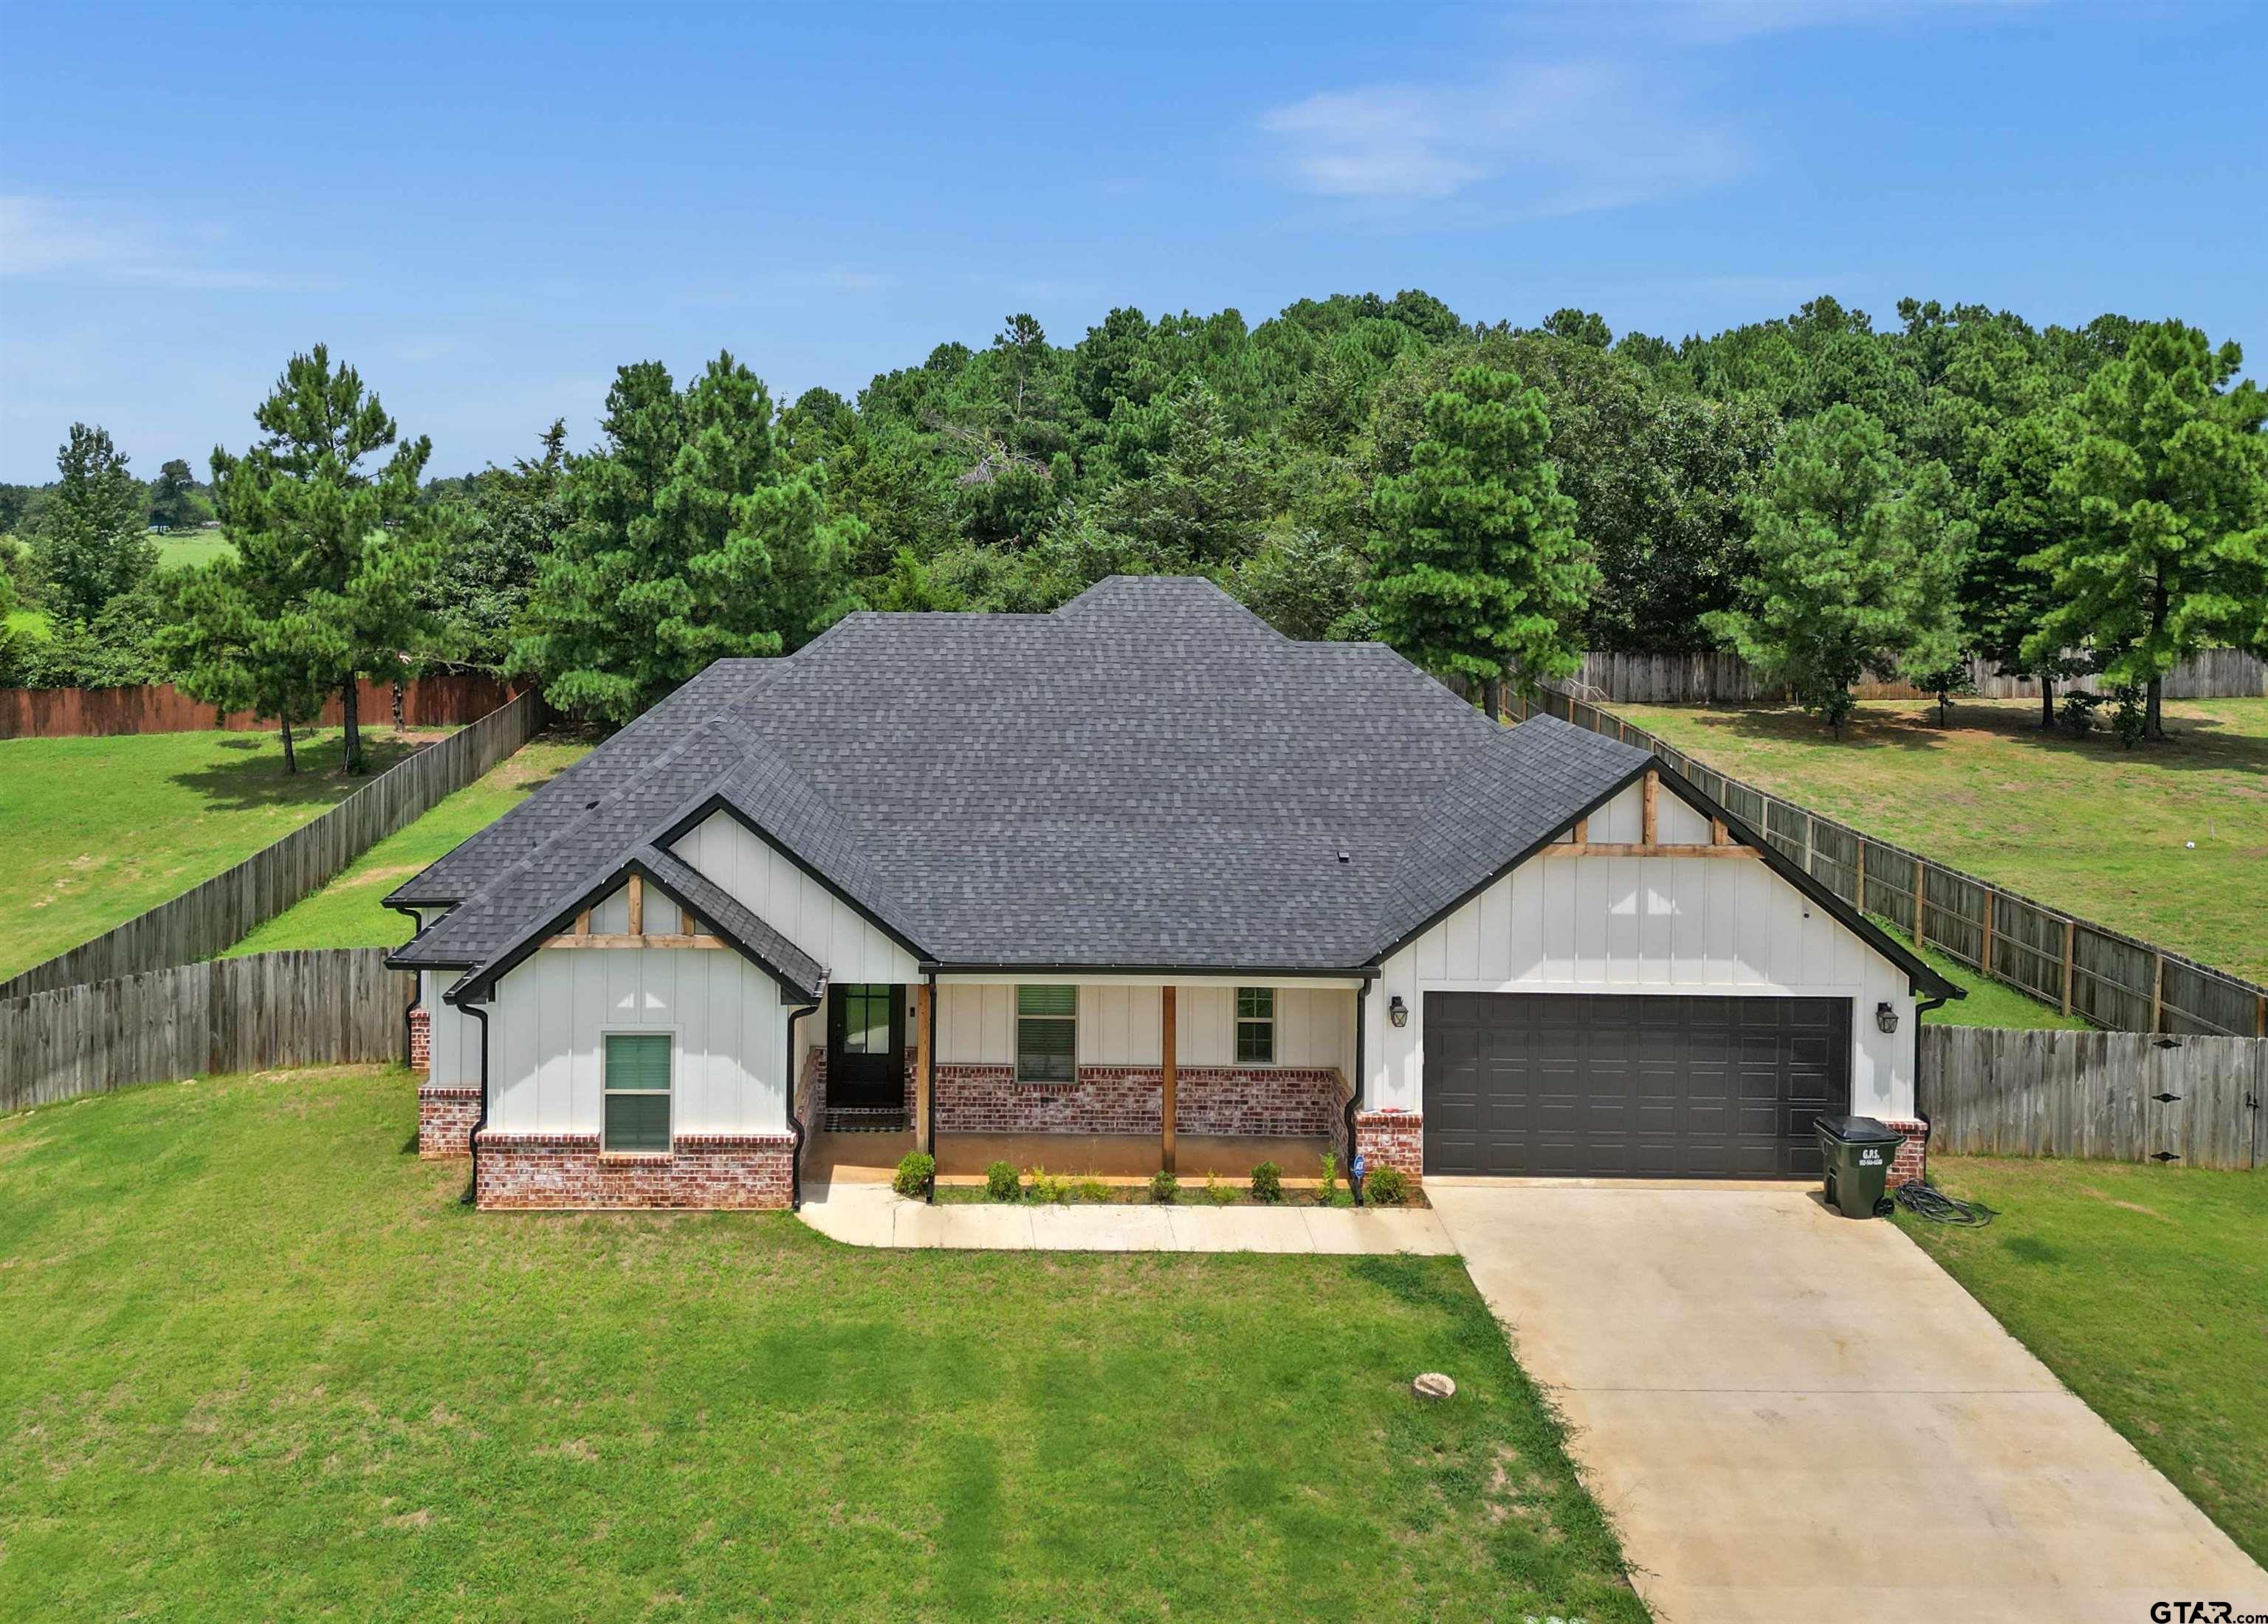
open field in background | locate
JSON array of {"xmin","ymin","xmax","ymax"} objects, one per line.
[
  {"xmin": 1619, "ymin": 698, "xmax": 2268, "ymax": 985},
  {"xmin": 154, "ymin": 531, "xmax": 234, "ymax": 571},
  {"xmin": 0, "ymin": 726, "xmax": 452, "ymax": 983},
  {"xmin": 0, "ymin": 1064, "xmax": 1643, "ymax": 1621},
  {"xmin": 1901, "ymin": 1156, "xmax": 2268, "ymax": 1566},
  {"xmin": 229, "ymin": 737, "xmax": 593, "ymax": 954}
]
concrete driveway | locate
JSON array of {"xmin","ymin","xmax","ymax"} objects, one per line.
[{"xmin": 1428, "ymin": 1181, "xmax": 2268, "ymax": 1624}]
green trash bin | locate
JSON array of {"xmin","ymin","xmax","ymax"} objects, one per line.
[{"xmin": 1814, "ymin": 1115, "xmax": 1903, "ymax": 1219}]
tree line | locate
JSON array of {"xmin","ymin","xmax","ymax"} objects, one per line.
[{"xmin": 3, "ymin": 289, "xmax": 2263, "ymax": 768}]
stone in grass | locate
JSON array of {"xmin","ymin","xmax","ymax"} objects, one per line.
[{"xmin": 1412, "ymin": 1372, "xmax": 1456, "ymax": 1401}]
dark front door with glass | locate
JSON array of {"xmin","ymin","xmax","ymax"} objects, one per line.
[{"xmin": 827, "ymin": 984, "xmax": 904, "ymax": 1110}]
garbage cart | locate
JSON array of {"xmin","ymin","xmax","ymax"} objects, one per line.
[{"xmin": 1814, "ymin": 1114, "xmax": 1903, "ymax": 1219}]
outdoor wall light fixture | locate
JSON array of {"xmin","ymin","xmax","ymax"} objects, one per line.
[
  {"xmin": 1389, "ymin": 995, "xmax": 1409, "ymax": 1028},
  {"xmin": 1875, "ymin": 1001, "xmax": 1899, "ymax": 1034}
]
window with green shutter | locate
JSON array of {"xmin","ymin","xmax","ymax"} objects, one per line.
[
  {"xmin": 1016, "ymin": 985, "xmax": 1077, "ymax": 1084},
  {"xmin": 1235, "ymin": 987, "xmax": 1275, "ymax": 1064},
  {"xmin": 603, "ymin": 1033, "xmax": 672, "ymax": 1152}
]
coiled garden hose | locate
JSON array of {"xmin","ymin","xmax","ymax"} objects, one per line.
[{"xmin": 1893, "ymin": 1180, "xmax": 1996, "ymax": 1227}]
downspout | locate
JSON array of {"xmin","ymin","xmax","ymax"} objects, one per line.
[
  {"xmin": 386, "ymin": 903, "xmax": 423, "ymax": 1067},
  {"xmin": 785, "ymin": 997, "xmax": 819, "ymax": 1211},
  {"xmin": 1345, "ymin": 979, "xmax": 1370, "ymax": 1208},
  {"xmin": 459, "ymin": 996, "xmax": 491, "ymax": 1208},
  {"xmin": 1911, "ymin": 991, "xmax": 1951, "ymax": 1140},
  {"xmin": 923, "ymin": 968, "xmax": 938, "ymax": 1205}
]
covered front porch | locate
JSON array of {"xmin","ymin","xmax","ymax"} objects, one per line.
[{"xmin": 797, "ymin": 973, "xmax": 1364, "ymax": 1185}]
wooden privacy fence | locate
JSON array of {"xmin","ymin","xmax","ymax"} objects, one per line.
[
  {"xmin": 1517, "ymin": 687, "xmax": 2268, "ymax": 1039},
  {"xmin": 1566, "ymin": 647, "xmax": 2267, "ymax": 706},
  {"xmin": 0, "ymin": 949, "xmax": 410, "ymax": 1114},
  {"xmin": 0, "ymin": 689, "xmax": 542, "ymax": 1001},
  {"xmin": 1920, "ymin": 1026, "xmax": 2264, "ymax": 1170},
  {"xmin": 0, "ymin": 671, "xmax": 523, "ymax": 740}
]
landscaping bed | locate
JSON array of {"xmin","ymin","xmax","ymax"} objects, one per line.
[
  {"xmin": 1899, "ymin": 1155, "xmax": 2268, "ymax": 1566},
  {"xmin": 0, "ymin": 1064, "xmax": 1634, "ymax": 1619}
]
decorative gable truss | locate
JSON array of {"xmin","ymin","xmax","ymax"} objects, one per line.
[
  {"xmin": 1544, "ymin": 768, "xmax": 1764, "ymax": 860},
  {"xmin": 545, "ymin": 873, "xmax": 730, "ymax": 951}
]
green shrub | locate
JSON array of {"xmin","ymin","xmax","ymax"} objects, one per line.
[
  {"xmin": 1363, "ymin": 1164, "xmax": 1409, "ymax": 1206},
  {"xmin": 1028, "ymin": 1166, "xmax": 1070, "ymax": 1205},
  {"xmin": 891, "ymin": 1151, "xmax": 935, "ymax": 1198},
  {"xmin": 1317, "ymin": 1149, "xmax": 1340, "ymax": 1202},
  {"xmin": 1248, "ymin": 1160, "xmax": 1283, "ymax": 1203},
  {"xmin": 1149, "ymin": 1169, "xmax": 1178, "ymax": 1204},
  {"xmin": 984, "ymin": 1160, "xmax": 1021, "ymax": 1201},
  {"xmin": 1071, "ymin": 1177, "xmax": 1112, "ymax": 1203},
  {"xmin": 1204, "ymin": 1174, "xmax": 1236, "ymax": 1207}
]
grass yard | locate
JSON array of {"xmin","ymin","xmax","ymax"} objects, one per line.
[
  {"xmin": 0, "ymin": 1066, "xmax": 1643, "ymax": 1621},
  {"xmin": 1899, "ymin": 1155, "xmax": 2268, "ymax": 1566},
  {"xmin": 0, "ymin": 727, "xmax": 448, "ymax": 983},
  {"xmin": 1619, "ymin": 697, "xmax": 2268, "ymax": 984},
  {"xmin": 227, "ymin": 737, "xmax": 591, "ymax": 954},
  {"xmin": 1898, "ymin": 935, "xmax": 2090, "ymax": 1029},
  {"xmin": 154, "ymin": 531, "xmax": 235, "ymax": 571}
]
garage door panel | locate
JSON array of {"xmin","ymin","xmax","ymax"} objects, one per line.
[{"xmin": 1423, "ymin": 993, "xmax": 1850, "ymax": 1180}]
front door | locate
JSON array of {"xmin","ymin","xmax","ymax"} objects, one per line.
[{"xmin": 827, "ymin": 984, "xmax": 905, "ymax": 1110}]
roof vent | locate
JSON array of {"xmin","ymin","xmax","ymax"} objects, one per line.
[
  {"xmin": 1336, "ymin": 848, "xmax": 1351, "ymax": 864},
  {"xmin": 585, "ymin": 799, "xmax": 600, "ymax": 810}
]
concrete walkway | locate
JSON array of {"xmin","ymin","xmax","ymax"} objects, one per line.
[
  {"xmin": 1429, "ymin": 1182, "xmax": 2268, "ymax": 1623},
  {"xmin": 798, "ymin": 1179, "xmax": 1455, "ymax": 1254}
]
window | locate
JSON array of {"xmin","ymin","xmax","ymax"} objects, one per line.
[
  {"xmin": 603, "ymin": 1033, "xmax": 672, "ymax": 1152},
  {"xmin": 1236, "ymin": 987, "xmax": 1275, "ymax": 1064},
  {"xmin": 1017, "ymin": 985, "xmax": 1077, "ymax": 1084},
  {"xmin": 838, "ymin": 985, "xmax": 892, "ymax": 1055}
]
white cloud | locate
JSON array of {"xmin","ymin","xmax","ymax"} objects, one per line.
[
  {"xmin": 1257, "ymin": 62, "xmax": 1743, "ymax": 218},
  {"xmin": 0, "ymin": 195, "xmax": 313, "ymax": 291}
]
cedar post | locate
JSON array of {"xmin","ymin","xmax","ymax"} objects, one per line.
[
  {"xmin": 1855, "ymin": 841, "xmax": 1868, "ymax": 912},
  {"xmin": 1641, "ymin": 769, "xmax": 1658, "ymax": 846},
  {"xmin": 1161, "ymin": 985, "xmax": 1178, "ymax": 1176},
  {"xmin": 2061, "ymin": 919, "xmax": 2077, "ymax": 1016},
  {"xmin": 1979, "ymin": 892, "xmax": 1996, "ymax": 979},
  {"xmin": 2255, "ymin": 992, "xmax": 2265, "ymax": 1039},
  {"xmin": 627, "ymin": 873, "xmax": 644, "ymax": 937},
  {"xmin": 2149, "ymin": 952, "xmax": 2165, "ymax": 1034},
  {"xmin": 915, "ymin": 981, "xmax": 933, "ymax": 1154},
  {"xmin": 1912, "ymin": 861, "xmax": 1927, "ymax": 949}
]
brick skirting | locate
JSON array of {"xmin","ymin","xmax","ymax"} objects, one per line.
[
  {"xmin": 931, "ymin": 1063, "xmax": 1346, "ymax": 1138},
  {"xmin": 408, "ymin": 1006, "xmax": 430, "ymax": 1076},
  {"xmin": 1883, "ymin": 1117, "xmax": 1928, "ymax": 1187},
  {"xmin": 474, "ymin": 1132, "xmax": 795, "ymax": 1210},
  {"xmin": 418, "ymin": 1084, "xmax": 480, "ymax": 1158},
  {"xmin": 1353, "ymin": 1109, "xmax": 1423, "ymax": 1186}
]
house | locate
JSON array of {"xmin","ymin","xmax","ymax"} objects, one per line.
[{"xmin": 388, "ymin": 576, "xmax": 1959, "ymax": 1211}]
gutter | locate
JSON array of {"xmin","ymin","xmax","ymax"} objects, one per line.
[
  {"xmin": 460, "ymin": 997, "xmax": 491, "ymax": 1208},
  {"xmin": 784, "ymin": 996, "xmax": 821, "ymax": 1211},
  {"xmin": 385, "ymin": 902, "xmax": 423, "ymax": 1068},
  {"xmin": 1344, "ymin": 979, "xmax": 1370, "ymax": 1208}
]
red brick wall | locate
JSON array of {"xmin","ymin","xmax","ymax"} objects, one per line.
[
  {"xmin": 933, "ymin": 1064, "xmax": 1345, "ymax": 1137},
  {"xmin": 1354, "ymin": 1109, "xmax": 1423, "ymax": 1186},
  {"xmin": 1883, "ymin": 1117, "xmax": 1928, "ymax": 1187},
  {"xmin": 408, "ymin": 1007, "xmax": 431, "ymax": 1077},
  {"xmin": 474, "ymin": 1132, "xmax": 794, "ymax": 1210},
  {"xmin": 418, "ymin": 1084, "xmax": 479, "ymax": 1158},
  {"xmin": 798, "ymin": 1045, "xmax": 918, "ymax": 1120}
]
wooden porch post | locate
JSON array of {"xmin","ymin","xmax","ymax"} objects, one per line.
[
  {"xmin": 1161, "ymin": 985, "xmax": 1178, "ymax": 1176},
  {"xmin": 915, "ymin": 980, "xmax": 934, "ymax": 1154}
]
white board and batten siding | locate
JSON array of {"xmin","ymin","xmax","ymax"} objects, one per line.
[
  {"xmin": 1370, "ymin": 779, "xmax": 1922, "ymax": 1120},
  {"xmin": 935, "ymin": 980, "xmax": 1353, "ymax": 1073},
  {"xmin": 673, "ymin": 811, "xmax": 924, "ymax": 987}
]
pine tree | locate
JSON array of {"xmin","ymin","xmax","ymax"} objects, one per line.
[
  {"xmin": 168, "ymin": 346, "xmax": 438, "ymax": 774},
  {"xmin": 2024, "ymin": 320, "xmax": 2268, "ymax": 740},
  {"xmin": 1703, "ymin": 405, "xmax": 1970, "ymax": 732},
  {"xmin": 512, "ymin": 354, "xmax": 860, "ymax": 724},
  {"xmin": 1367, "ymin": 365, "xmax": 1590, "ymax": 707},
  {"xmin": 36, "ymin": 424, "xmax": 155, "ymax": 623}
]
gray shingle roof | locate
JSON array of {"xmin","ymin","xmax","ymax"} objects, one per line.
[{"xmin": 391, "ymin": 577, "xmax": 1663, "ymax": 986}]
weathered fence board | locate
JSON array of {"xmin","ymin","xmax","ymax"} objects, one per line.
[
  {"xmin": 1513, "ymin": 687, "xmax": 2268, "ymax": 1039},
  {"xmin": 1566, "ymin": 647, "xmax": 2267, "ymax": 706},
  {"xmin": 0, "ymin": 949, "xmax": 409, "ymax": 1113},
  {"xmin": 0, "ymin": 690, "xmax": 541, "ymax": 1000},
  {"xmin": 1917, "ymin": 1026, "xmax": 2261, "ymax": 1169},
  {"xmin": 0, "ymin": 672, "xmax": 523, "ymax": 740}
]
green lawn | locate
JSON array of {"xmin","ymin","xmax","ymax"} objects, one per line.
[
  {"xmin": 0, "ymin": 1065, "xmax": 1643, "ymax": 1621},
  {"xmin": 1620, "ymin": 697, "xmax": 2268, "ymax": 984},
  {"xmin": 1900, "ymin": 1155, "xmax": 2268, "ymax": 1566},
  {"xmin": 0, "ymin": 727, "xmax": 449, "ymax": 983},
  {"xmin": 227, "ymin": 738, "xmax": 591, "ymax": 954},
  {"xmin": 154, "ymin": 531, "xmax": 235, "ymax": 571},
  {"xmin": 1898, "ymin": 933, "xmax": 2090, "ymax": 1029}
]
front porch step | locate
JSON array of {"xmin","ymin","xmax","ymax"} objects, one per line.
[{"xmin": 823, "ymin": 1109, "xmax": 908, "ymax": 1134}]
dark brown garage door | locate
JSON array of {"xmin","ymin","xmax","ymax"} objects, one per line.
[{"xmin": 1421, "ymin": 993, "xmax": 1851, "ymax": 1179}]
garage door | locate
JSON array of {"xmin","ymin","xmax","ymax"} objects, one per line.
[{"xmin": 1421, "ymin": 993, "xmax": 1850, "ymax": 1179}]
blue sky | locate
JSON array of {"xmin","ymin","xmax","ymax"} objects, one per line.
[{"xmin": 2, "ymin": 1, "xmax": 2261, "ymax": 481}]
